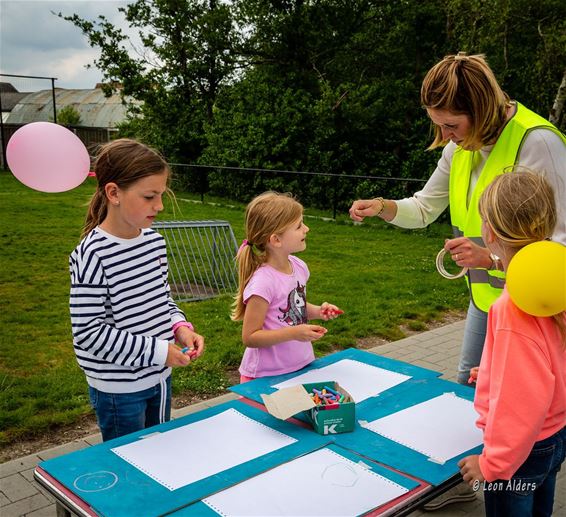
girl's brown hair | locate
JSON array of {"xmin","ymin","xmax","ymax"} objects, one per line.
[
  {"xmin": 231, "ymin": 192, "xmax": 304, "ymax": 321},
  {"xmin": 82, "ymin": 139, "xmax": 170, "ymax": 238},
  {"xmin": 479, "ymin": 170, "xmax": 565, "ymax": 342},
  {"xmin": 421, "ymin": 52, "xmax": 511, "ymax": 151}
]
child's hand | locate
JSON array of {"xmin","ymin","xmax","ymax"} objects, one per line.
[
  {"xmin": 468, "ymin": 367, "xmax": 479, "ymax": 384},
  {"xmin": 319, "ymin": 302, "xmax": 344, "ymax": 321},
  {"xmin": 175, "ymin": 327, "xmax": 205, "ymax": 360},
  {"xmin": 165, "ymin": 343, "xmax": 193, "ymax": 367},
  {"xmin": 458, "ymin": 455, "xmax": 484, "ymax": 487},
  {"xmin": 294, "ymin": 324, "xmax": 327, "ymax": 342}
]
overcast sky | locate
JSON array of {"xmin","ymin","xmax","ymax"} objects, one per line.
[{"xmin": 1, "ymin": 0, "xmax": 130, "ymax": 91}]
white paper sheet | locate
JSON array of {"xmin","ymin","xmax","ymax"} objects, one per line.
[
  {"xmin": 364, "ymin": 393, "xmax": 483, "ymax": 463},
  {"xmin": 111, "ymin": 408, "xmax": 297, "ymax": 491},
  {"xmin": 273, "ymin": 359, "xmax": 411, "ymax": 402},
  {"xmin": 203, "ymin": 447, "xmax": 409, "ymax": 516}
]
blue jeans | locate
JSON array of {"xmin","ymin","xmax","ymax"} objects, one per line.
[
  {"xmin": 483, "ymin": 427, "xmax": 566, "ymax": 517},
  {"xmin": 457, "ymin": 301, "xmax": 488, "ymax": 385},
  {"xmin": 88, "ymin": 376, "xmax": 171, "ymax": 442}
]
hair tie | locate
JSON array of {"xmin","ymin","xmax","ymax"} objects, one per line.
[
  {"xmin": 454, "ymin": 51, "xmax": 469, "ymax": 62},
  {"xmin": 238, "ymin": 239, "xmax": 252, "ymax": 254}
]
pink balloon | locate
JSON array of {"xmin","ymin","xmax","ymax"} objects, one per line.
[{"xmin": 7, "ymin": 122, "xmax": 90, "ymax": 193}]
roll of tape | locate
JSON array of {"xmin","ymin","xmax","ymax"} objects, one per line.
[{"xmin": 436, "ymin": 248, "xmax": 468, "ymax": 279}]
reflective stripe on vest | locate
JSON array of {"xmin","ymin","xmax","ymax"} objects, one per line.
[{"xmin": 449, "ymin": 103, "xmax": 566, "ymax": 312}]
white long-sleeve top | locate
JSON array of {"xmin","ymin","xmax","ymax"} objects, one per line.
[{"xmin": 391, "ymin": 128, "xmax": 566, "ymax": 245}]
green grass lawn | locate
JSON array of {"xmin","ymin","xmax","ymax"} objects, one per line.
[{"xmin": 0, "ymin": 170, "xmax": 468, "ymax": 446}]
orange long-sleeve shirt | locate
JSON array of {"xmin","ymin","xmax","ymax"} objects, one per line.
[{"xmin": 474, "ymin": 288, "xmax": 566, "ymax": 482}]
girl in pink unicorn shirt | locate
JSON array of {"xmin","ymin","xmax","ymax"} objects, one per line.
[{"xmin": 232, "ymin": 192, "xmax": 342, "ymax": 382}]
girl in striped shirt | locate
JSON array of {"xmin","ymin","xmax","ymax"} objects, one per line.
[{"xmin": 69, "ymin": 139, "xmax": 204, "ymax": 441}]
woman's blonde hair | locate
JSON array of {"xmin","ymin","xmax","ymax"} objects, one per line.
[
  {"xmin": 421, "ymin": 52, "xmax": 511, "ymax": 151},
  {"xmin": 82, "ymin": 138, "xmax": 170, "ymax": 239},
  {"xmin": 231, "ymin": 192, "xmax": 304, "ymax": 321},
  {"xmin": 479, "ymin": 170, "xmax": 565, "ymax": 342}
]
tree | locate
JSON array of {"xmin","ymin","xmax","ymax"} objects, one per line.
[
  {"xmin": 549, "ymin": 70, "xmax": 566, "ymax": 128},
  {"xmin": 202, "ymin": 0, "xmax": 449, "ymax": 207},
  {"xmin": 203, "ymin": 0, "xmax": 565, "ymax": 210},
  {"xmin": 445, "ymin": 0, "xmax": 566, "ymax": 129},
  {"xmin": 56, "ymin": 105, "xmax": 82, "ymax": 126},
  {"xmin": 60, "ymin": 0, "xmax": 565, "ymax": 210},
  {"xmin": 59, "ymin": 0, "xmax": 240, "ymax": 162}
]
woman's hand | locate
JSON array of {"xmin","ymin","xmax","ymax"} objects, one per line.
[
  {"xmin": 293, "ymin": 324, "xmax": 327, "ymax": 341},
  {"xmin": 445, "ymin": 237, "xmax": 492, "ymax": 269},
  {"xmin": 349, "ymin": 199, "xmax": 381, "ymax": 222},
  {"xmin": 458, "ymin": 455, "xmax": 485, "ymax": 487}
]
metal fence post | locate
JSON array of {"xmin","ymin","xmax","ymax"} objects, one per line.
[
  {"xmin": 332, "ymin": 174, "xmax": 339, "ymax": 220},
  {"xmin": 51, "ymin": 78, "xmax": 57, "ymax": 124},
  {"xmin": 0, "ymin": 90, "xmax": 5, "ymax": 169}
]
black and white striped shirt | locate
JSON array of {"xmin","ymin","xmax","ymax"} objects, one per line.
[{"xmin": 69, "ymin": 227, "xmax": 186, "ymax": 393}]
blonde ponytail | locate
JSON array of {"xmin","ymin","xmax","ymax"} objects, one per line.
[{"xmin": 231, "ymin": 244, "xmax": 266, "ymax": 321}]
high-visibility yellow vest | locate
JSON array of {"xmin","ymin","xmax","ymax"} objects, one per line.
[{"xmin": 449, "ymin": 102, "xmax": 565, "ymax": 312}]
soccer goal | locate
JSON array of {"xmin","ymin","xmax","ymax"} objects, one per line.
[{"xmin": 153, "ymin": 220, "xmax": 238, "ymax": 302}]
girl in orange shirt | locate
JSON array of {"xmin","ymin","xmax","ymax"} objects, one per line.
[{"xmin": 458, "ymin": 171, "xmax": 566, "ymax": 517}]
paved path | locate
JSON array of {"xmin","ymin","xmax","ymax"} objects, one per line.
[{"xmin": 1, "ymin": 320, "xmax": 564, "ymax": 516}]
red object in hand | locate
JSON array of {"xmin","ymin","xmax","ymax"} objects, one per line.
[{"xmin": 322, "ymin": 308, "xmax": 344, "ymax": 316}]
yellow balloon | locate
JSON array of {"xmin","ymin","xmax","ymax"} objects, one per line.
[{"xmin": 507, "ymin": 241, "xmax": 566, "ymax": 317}]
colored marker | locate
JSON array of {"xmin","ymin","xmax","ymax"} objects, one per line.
[
  {"xmin": 323, "ymin": 385, "xmax": 339, "ymax": 397},
  {"xmin": 322, "ymin": 308, "xmax": 344, "ymax": 316}
]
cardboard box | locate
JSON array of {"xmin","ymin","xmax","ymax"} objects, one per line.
[
  {"xmin": 303, "ymin": 381, "xmax": 355, "ymax": 435},
  {"xmin": 261, "ymin": 381, "xmax": 355, "ymax": 435}
]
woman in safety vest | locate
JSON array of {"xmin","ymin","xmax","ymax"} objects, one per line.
[{"xmin": 349, "ymin": 52, "xmax": 565, "ymax": 387}]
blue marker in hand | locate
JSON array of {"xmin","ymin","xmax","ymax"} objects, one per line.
[{"xmin": 181, "ymin": 346, "xmax": 197, "ymax": 358}]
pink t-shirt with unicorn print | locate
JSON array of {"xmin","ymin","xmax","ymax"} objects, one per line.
[{"xmin": 239, "ymin": 255, "xmax": 315, "ymax": 378}]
